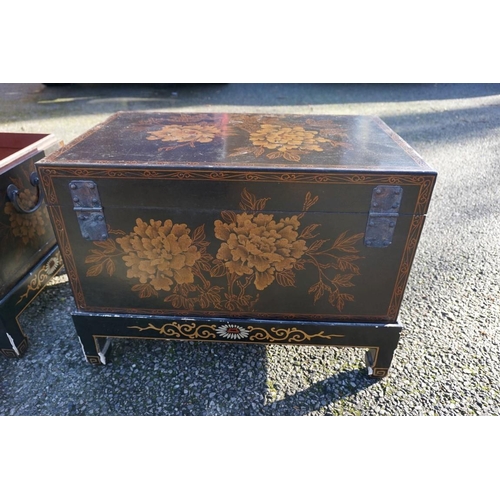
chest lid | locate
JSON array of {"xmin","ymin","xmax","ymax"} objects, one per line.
[
  {"xmin": 38, "ymin": 111, "xmax": 435, "ymax": 174},
  {"xmin": 38, "ymin": 112, "xmax": 436, "ymax": 220}
]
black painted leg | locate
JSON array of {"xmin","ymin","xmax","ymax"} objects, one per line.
[
  {"xmin": 73, "ymin": 314, "xmax": 111, "ymax": 365},
  {"xmin": 78, "ymin": 333, "xmax": 111, "ymax": 366},
  {"xmin": 365, "ymin": 330, "xmax": 401, "ymax": 378},
  {"xmin": 0, "ymin": 247, "xmax": 63, "ymax": 359},
  {"xmin": 0, "ymin": 316, "xmax": 28, "ymax": 358}
]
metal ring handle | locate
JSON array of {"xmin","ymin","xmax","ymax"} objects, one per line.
[{"xmin": 6, "ymin": 172, "xmax": 44, "ymax": 214}]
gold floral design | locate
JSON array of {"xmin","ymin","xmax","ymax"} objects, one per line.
[
  {"xmin": 85, "ymin": 221, "xmax": 217, "ymax": 309},
  {"xmin": 16, "ymin": 250, "xmax": 62, "ymax": 305},
  {"xmin": 227, "ymin": 116, "xmax": 351, "ymax": 162},
  {"xmin": 115, "ymin": 219, "xmax": 202, "ymax": 292},
  {"xmin": 127, "ymin": 322, "xmax": 344, "ymax": 343},
  {"xmin": 301, "ymin": 230, "xmax": 364, "ymax": 310},
  {"xmin": 215, "ymin": 323, "xmax": 250, "ymax": 340},
  {"xmin": 142, "ymin": 114, "xmax": 352, "ymax": 162},
  {"xmin": 44, "ymin": 254, "xmax": 61, "ymax": 275},
  {"xmin": 250, "ymin": 124, "xmax": 328, "ymax": 159},
  {"xmin": 146, "ymin": 121, "xmax": 222, "ymax": 153},
  {"xmin": 4, "ymin": 188, "xmax": 46, "ymax": 245},
  {"xmin": 84, "ymin": 189, "xmax": 364, "ymax": 313},
  {"xmin": 214, "ymin": 212, "xmax": 307, "ymax": 290}
]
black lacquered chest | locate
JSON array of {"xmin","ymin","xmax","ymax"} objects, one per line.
[{"xmin": 37, "ymin": 112, "xmax": 436, "ymax": 377}]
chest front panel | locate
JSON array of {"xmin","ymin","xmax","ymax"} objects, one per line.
[{"xmin": 40, "ymin": 166, "xmax": 434, "ymax": 323}]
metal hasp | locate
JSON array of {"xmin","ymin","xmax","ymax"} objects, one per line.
[
  {"xmin": 364, "ymin": 185, "xmax": 403, "ymax": 247},
  {"xmin": 69, "ymin": 180, "xmax": 108, "ymax": 241}
]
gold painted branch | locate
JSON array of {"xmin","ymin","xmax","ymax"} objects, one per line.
[
  {"xmin": 247, "ymin": 326, "xmax": 344, "ymax": 343},
  {"xmin": 128, "ymin": 322, "xmax": 217, "ymax": 340}
]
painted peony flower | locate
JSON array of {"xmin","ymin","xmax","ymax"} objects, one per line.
[
  {"xmin": 4, "ymin": 189, "xmax": 46, "ymax": 244},
  {"xmin": 214, "ymin": 212, "xmax": 307, "ymax": 290},
  {"xmin": 147, "ymin": 124, "xmax": 219, "ymax": 144},
  {"xmin": 116, "ymin": 218, "xmax": 201, "ymax": 292},
  {"xmin": 249, "ymin": 124, "xmax": 328, "ymax": 153}
]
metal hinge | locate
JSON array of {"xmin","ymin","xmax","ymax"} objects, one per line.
[
  {"xmin": 364, "ymin": 185, "xmax": 403, "ymax": 248},
  {"xmin": 69, "ymin": 180, "xmax": 108, "ymax": 241}
]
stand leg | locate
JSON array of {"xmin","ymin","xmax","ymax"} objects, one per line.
[
  {"xmin": 78, "ymin": 334, "xmax": 112, "ymax": 365},
  {"xmin": 73, "ymin": 314, "xmax": 111, "ymax": 365},
  {"xmin": 0, "ymin": 247, "xmax": 63, "ymax": 359},
  {"xmin": 365, "ymin": 343, "xmax": 398, "ymax": 378},
  {"xmin": 0, "ymin": 316, "xmax": 28, "ymax": 358}
]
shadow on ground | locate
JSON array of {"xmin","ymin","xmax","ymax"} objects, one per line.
[{"xmin": 0, "ymin": 276, "xmax": 380, "ymax": 416}]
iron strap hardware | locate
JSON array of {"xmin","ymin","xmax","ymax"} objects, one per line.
[
  {"xmin": 364, "ymin": 185, "xmax": 403, "ymax": 248},
  {"xmin": 69, "ymin": 180, "xmax": 108, "ymax": 241}
]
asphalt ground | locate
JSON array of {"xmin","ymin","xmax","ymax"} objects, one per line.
[{"xmin": 1, "ymin": 83, "xmax": 499, "ymax": 418}]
